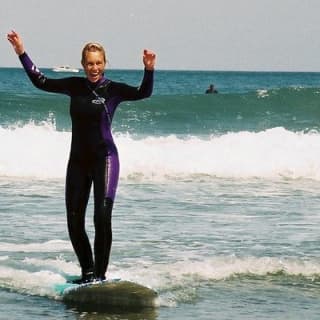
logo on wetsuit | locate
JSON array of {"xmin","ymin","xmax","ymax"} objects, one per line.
[{"xmin": 92, "ymin": 96, "xmax": 106, "ymax": 105}]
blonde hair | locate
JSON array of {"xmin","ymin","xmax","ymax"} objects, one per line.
[{"xmin": 81, "ymin": 42, "xmax": 107, "ymax": 65}]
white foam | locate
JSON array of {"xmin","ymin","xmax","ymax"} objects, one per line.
[
  {"xmin": 117, "ymin": 127, "xmax": 320, "ymax": 181},
  {"xmin": 153, "ymin": 256, "xmax": 320, "ymax": 283},
  {"xmin": 257, "ymin": 89, "xmax": 269, "ymax": 98},
  {"xmin": 0, "ymin": 256, "xmax": 9, "ymax": 261},
  {"xmin": 0, "ymin": 122, "xmax": 69, "ymax": 179},
  {"xmin": 22, "ymin": 257, "xmax": 79, "ymax": 275},
  {"xmin": 0, "ymin": 240, "xmax": 72, "ymax": 253},
  {"xmin": 0, "ymin": 266, "xmax": 64, "ymax": 298},
  {"xmin": 0, "ymin": 255, "xmax": 319, "ymax": 305},
  {"xmin": 1, "ymin": 122, "xmax": 320, "ymax": 181}
]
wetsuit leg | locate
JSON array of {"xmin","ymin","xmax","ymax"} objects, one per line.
[
  {"xmin": 65, "ymin": 159, "xmax": 94, "ymax": 276},
  {"xmin": 93, "ymin": 150, "xmax": 119, "ymax": 279}
]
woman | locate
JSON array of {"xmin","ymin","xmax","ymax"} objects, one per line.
[{"xmin": 7, "ymin": 30, "xmax": 156, "ymax": 283}]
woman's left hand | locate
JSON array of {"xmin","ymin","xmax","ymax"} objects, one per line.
[{"xmin": 143, "ymin": 49, "xmax": 156, "ymax": 70}]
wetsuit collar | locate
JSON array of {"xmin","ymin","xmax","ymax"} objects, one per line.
[{"xmin": 86, "ymin": 76, "xmax": 108, "ymax": 90}]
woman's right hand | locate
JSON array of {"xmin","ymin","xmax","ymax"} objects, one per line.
[{"xmin": 7, "ymin": 30, "xmax": 25, "ymax": 55}]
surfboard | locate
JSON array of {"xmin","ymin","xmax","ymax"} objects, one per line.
[{"xmin": 54, "ymin": 278, "xmax": 158, "ymax": 308}]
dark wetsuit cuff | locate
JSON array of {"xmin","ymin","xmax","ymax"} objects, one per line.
[{"xmin": 18, "ymin": 52, "xmax": 27, "ymax": 60}]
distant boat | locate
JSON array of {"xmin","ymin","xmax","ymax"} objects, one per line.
[{"xmin": 52, "ymin": 65, "xmax": 79, "ymax": 73}]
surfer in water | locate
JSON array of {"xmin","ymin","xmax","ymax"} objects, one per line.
[
  {"xmin": 205, "ymin": 84, "xmax": 218, "ymax": 94},
  {"xmin": 7, "ymin": 30, "xmax": 156, "ymax": 284}
]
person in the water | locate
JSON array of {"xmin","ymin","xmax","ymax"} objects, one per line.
[
  {"xmin": 7, "ymin": 30, "xmax": 156, "ymax": 284},
  {"xmin": 205, "ymin": 84, "xmax": 218, "ymax": 94}
]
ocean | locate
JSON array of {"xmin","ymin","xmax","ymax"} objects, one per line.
[{"xmin": 1, "ymin": 67, "xmax": 320, "ymax": 319}]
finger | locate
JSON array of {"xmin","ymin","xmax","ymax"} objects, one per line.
[
  {"xmin": 7, "ymin": 36, "xmax": 16, "ymax": 44},
  {"xmin": 147, "ymin": 52, "xmax": 156, "ymax": 59},
  {"xmin": 7, "ymin": 33, "xmax": 15, "ymax": 41},
  {"xmin": 7, "ymin": 31, "xmax": 14, "ymax": 38},
  {"xmin": 7, "ymin": 35, "xmax": 14, "ymax": 44},
  {"xmin": 11, "ymin": 30, "xmax": 18, "ymax": 37},
  {"xmin": 143, "ymin": 49, "xmax": 155, "ymax": 55},
  {"xmin": 8, "ymin": 30, "xmax": 19, "ymax": 40}
]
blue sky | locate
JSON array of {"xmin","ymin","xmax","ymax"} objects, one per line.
[{"xmin": 1, "ymin": 0, "xmax": 320, "ymax": 71}]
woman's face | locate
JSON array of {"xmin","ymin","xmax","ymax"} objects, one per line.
[{"xmin": 82, "ymin": 50, "xmax": 106, "ymax": 83}]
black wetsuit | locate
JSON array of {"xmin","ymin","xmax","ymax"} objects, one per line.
[{"xmin": 19, "ymin": 52, "xmax": 154, "ymax": 280}]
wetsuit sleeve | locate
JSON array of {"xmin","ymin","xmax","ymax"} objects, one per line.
[
  {"xmin": 113, "ymin": 69, "xmax": 154, "ymax": 101},
  {"xmin": 19, "ymin": 52, "xmax": 74, "ymax": 95}
]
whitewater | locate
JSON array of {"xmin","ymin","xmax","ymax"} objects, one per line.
[
  {"xmin": 0, "ymin": 121, "xmax": 320, "ymax": 181},
  {"xmin": 1, "ymin": 68, "xmax": 320, "ymax": 320}
]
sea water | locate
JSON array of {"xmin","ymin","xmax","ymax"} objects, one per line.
[{"xmin": 1, "ymin": 68, "xmax": 320, "ymax": 319}]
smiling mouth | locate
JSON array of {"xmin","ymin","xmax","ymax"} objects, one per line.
[{"xmin": 90, "ymin": 73, "xmax": 100, "ymax": 79}]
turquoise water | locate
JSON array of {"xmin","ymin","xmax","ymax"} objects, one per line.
[{"xmin": 1, "ymin": 68, "xmax": 320, "ymax": 319}]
